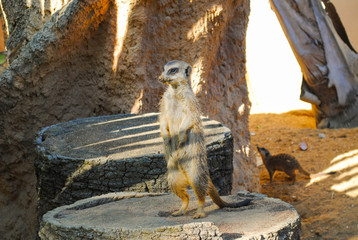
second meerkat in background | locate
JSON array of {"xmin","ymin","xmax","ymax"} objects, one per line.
[
  {"xmin": 257, "ymin": 146, "xmax": 310, "ymax": 184},
  {"xmin": 159, "ymin": 60, "xmax": 251, "ymax": 219},
  {"xmin": 257, "ymin": 146, "xmax": 336, "ymax": 184}
]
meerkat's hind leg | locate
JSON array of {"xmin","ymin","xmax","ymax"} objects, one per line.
[
  {"xmin": 168, "ymin": 169, "xmax": 190, "ymax": 216},
  {"xmin": 171, "ymin": 186, "xmax": 190, "ymax": 216},
  {"xmin": 285, "ymin": 169, "xmax": 297, "ymax": 184},
  {"xmin": 191, "ymin": 178, "xmax": 208, "ymax": 219},
  {"xmin": 290, "ymin": 175, "xmax": 296, "ymax": 185},
  {"xmin": 289, "ymin": 170, "xmax": 297, "ymax": 184},
  {"xmin": 193, "ymin": 192, "xmax": 206, "ymax": 219}
]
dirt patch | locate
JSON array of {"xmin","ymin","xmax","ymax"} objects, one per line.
[{"xmin": 249, "ymin": 110, "xmax": 358, "ymax": 239}]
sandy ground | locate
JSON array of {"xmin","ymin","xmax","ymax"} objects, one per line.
[{"xmin": 249, "ymin": 110, "xmax": 358, "ymax": 240}]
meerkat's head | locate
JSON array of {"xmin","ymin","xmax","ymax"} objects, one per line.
[
  {"xmin": 257, "ymin": 146, "xmax": 271, "ymax": 159},
  {"xmin": 159, "ymin": 60, "xmax": 192, "ymax": 87}
]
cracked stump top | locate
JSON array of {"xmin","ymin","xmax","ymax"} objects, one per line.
[
  {"xmin": 39, "ymin": 191, "xmax": 301, "ymax": 240},
  {"xmin": 38, "ymin": 112, "xmax": 231, "ymax": 160}
]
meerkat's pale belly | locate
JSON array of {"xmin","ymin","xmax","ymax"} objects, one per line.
[{"xmin": 166, "ymin": 98, "xmax": 188, "ymax": 136}]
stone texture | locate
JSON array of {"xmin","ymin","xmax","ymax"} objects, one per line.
[
  {"xmin": 0, "ymin": 0, "xmax": 255, "ymax": 239},
  {"xmin": 0, "ymin": 1, "xmax": 113, "ymax": 238},
  {"xmin": 35, "ymin": 113, "xmax": 234, "ymax": 218},
  {"xmin": 39, "ymin": 191, "xmax": 301, "ymax": 240}
]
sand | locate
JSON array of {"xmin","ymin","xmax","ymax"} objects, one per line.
[{"xmin": 249, "ymin": 110, "xmax": 358, "ymax": 240}]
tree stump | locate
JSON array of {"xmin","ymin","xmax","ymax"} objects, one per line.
[
  {"xmin": 35, "ymin": 113, "xmax": 234, "ymax": 217},
  {"xmin": 38, "ymin": 191, "xmax": 301, "ymax": 239}
]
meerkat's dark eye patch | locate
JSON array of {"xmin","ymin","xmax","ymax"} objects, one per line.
[{"xmin": 168, "ymin": 68, "xmax": 179, "ymax": 75}]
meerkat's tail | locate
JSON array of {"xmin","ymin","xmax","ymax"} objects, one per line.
[
  {"xmin": 310, "ymin": 171, "xmax": 336, "ymax": 178},
  {"xmin": 298, "ymin": 165, "xmax": 311, "ymax": 178},
  {"xmin": 207, "ymin": 180, "xmax": 252, "ymax": 208}
]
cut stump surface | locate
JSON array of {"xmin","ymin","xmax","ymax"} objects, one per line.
[{"xmin": 39, "ymin": 191, "xmax": 301, "ymax": 239}]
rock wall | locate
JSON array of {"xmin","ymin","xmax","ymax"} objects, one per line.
[
  {"xmin": 1, "ymin": 0, "xmax": 66, "ymax": 52},
  {"xmin": 0, "ymin": 0, "xmax": 257, "ymax": 239},
  {"xmin": 0, "ymin": 1, "xmax": 113, "ymax": 239}
]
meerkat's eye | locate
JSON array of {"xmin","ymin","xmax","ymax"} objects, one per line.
[{"xmin": 168, "ymin": 68, "xmax": 179, "ymax": 75}]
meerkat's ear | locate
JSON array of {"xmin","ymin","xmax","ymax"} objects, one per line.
[{"xmin": 185, "ymin": 66, "xmax": 192, "ymax": 77}]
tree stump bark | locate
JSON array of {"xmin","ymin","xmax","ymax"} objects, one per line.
[
  {"xmin": 38, "ymin": 191, "xmax": 301, "ymax": 240},
  {"xmin": 35, "ymin": 113, "xmax": 234, "ymax": 218}
]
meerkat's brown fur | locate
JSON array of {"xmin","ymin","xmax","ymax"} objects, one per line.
[
  {"xmin": 159, "ymin": 60, "xmax": 251, "ymax": 218},
  {"xmin": 257, "ymin": 146, "xmax": 310, "ymax": 184}
]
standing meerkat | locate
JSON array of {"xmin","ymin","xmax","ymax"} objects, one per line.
[{"xmin": 159, "ymin": 60, "xmax": 251, "ymax": 219}]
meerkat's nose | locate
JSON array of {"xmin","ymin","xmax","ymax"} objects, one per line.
[{"xmin": 159, "ymin": 74, "xmax": 170, "ymax": 84}]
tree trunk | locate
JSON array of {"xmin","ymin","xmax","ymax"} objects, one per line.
[{"xmin": 270, "ymin": 0, "xmax": 358, "ymax": 128}]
